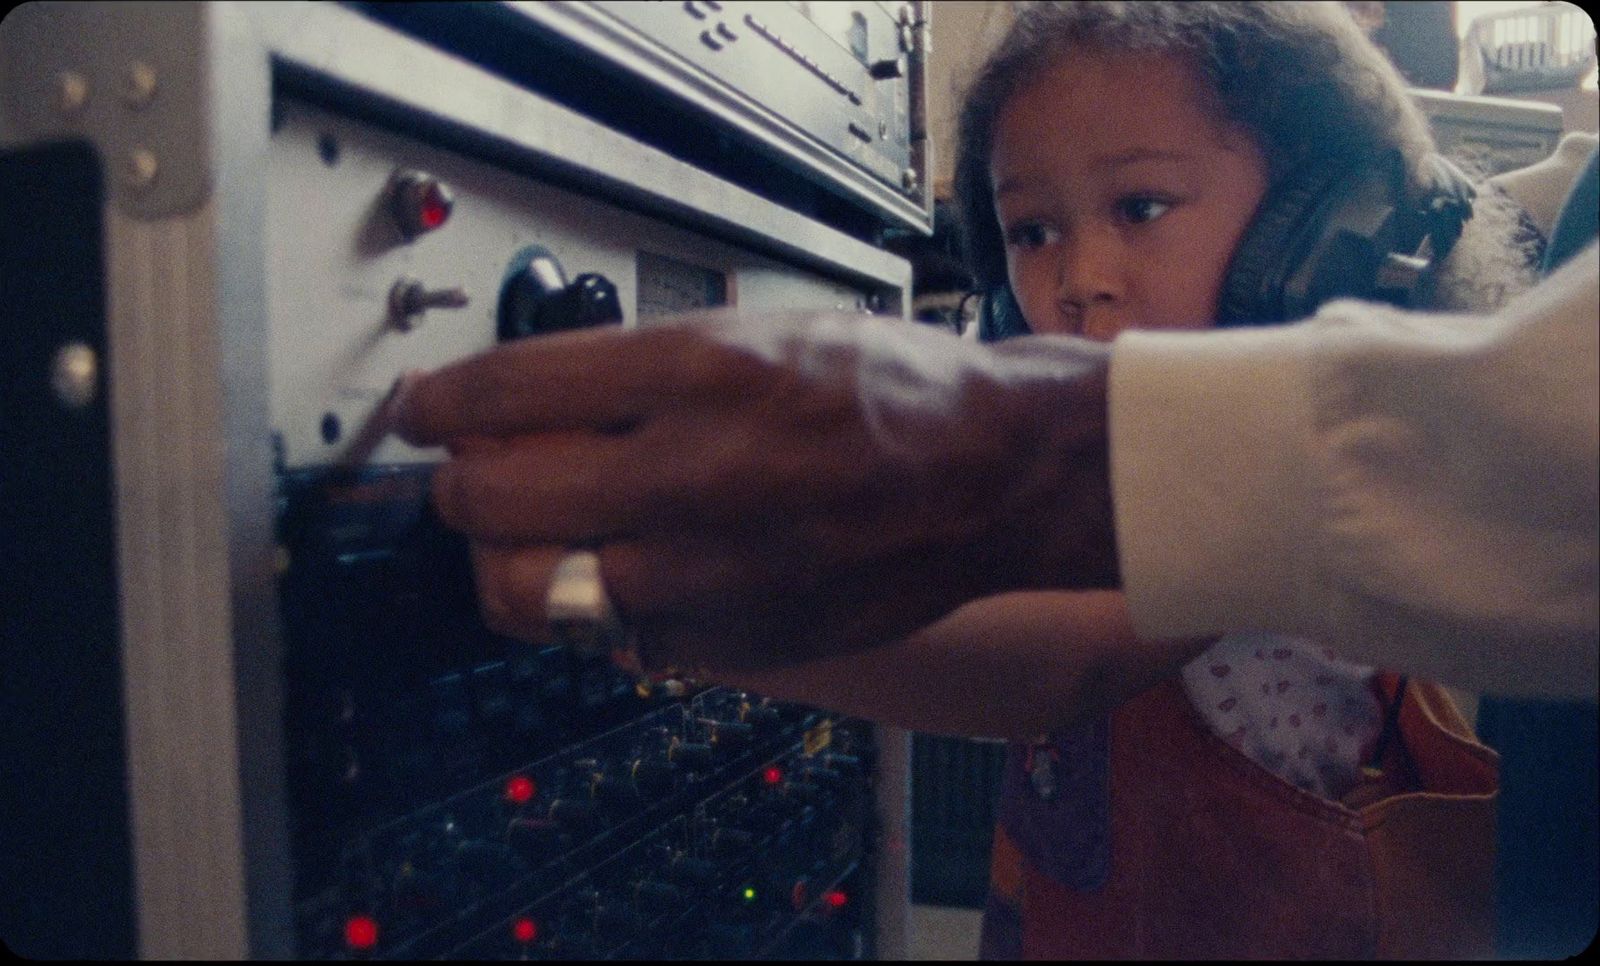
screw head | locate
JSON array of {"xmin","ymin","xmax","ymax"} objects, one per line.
[
  {"xmin": 123, "ymin": 61, "xmax": 158, "ymax": 108},
  {"xmin": 51, "ymin": 342, "xmax": 98, "ymax": 410},
  {"xmin": 124, "ymin": 148, "xmax": 158, "ymax": 189},
  {"xmin": 55, "ymin": 71, "xmax": 90, "ymax": 114}
]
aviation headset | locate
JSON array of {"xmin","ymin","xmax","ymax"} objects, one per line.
[{"xmin": 977, "ymin": 150, "xmax": 1477, "ymax": 341}]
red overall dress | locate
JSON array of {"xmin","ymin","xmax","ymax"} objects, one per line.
[{"xmin": 980, "ymin": 674, "xmax": 1499, "ymax": 959}]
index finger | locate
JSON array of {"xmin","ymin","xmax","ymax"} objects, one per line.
[{"xmin": 396, "ymin": 326, "xmax": 687, "ymax": 445}]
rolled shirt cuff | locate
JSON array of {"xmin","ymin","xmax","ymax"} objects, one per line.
[{"xmin": 1109, "ymin": 325, "xmax": 1320, "ymax": 640}]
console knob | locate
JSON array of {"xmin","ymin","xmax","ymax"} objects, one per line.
[
  {"xmin": 563, "ymin": 273, "xmax": 624, "ymax": 329},
  {"xmin": 498, "ymin": 245, "xmax": 623, "ymax": 340}
]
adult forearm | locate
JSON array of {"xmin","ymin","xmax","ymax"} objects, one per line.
[
  {"xmin": 398, "ymin": 316, "xmax": 1121, "ymax": 675},
  {"xmin": 722, "ymin": 592, "xmax": 1213, "ymax": 739}
]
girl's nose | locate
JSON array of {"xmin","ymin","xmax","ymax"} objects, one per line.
[{"xmin": 1055, "ymin": 228, "xmax": 1123, "ymax": 312}]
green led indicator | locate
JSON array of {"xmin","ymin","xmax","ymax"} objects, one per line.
[{"xmin": 742, "ymin": 887, "xmax": 757, "ymax": 902}]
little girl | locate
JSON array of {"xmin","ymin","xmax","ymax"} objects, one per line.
[
  {"xmin": 948, "ymin": 1, "xmax": 1536, "ymax": 958},
  {"xmin": 720, "ymin": 1, "xmax": 1536, "ymax": 957}
]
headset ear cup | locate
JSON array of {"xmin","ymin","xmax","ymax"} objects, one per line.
[
  {"xmin": 1218, "ymin": 161, "xmax": 1347, "ymax": 326},
  {"xmin": 978, "ymin": 284, "xmax": 1030, "ymax": 342},
  {"xmin": 1417, "ymin": 152, "xmax": 1476, "ymax": 259},
  {"xmin": 1222, "ymin": 152, "xmax": 1474, "ymax": 326}
]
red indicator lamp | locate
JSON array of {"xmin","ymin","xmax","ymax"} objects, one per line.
[
  {"xmin": 761, "ymin": 765, "xmax": 783, "ymax": 786},
  {"xmin": 824, "ymin": 889, "xmax": 848, "ymax": 910},
  {"xmin": 344, "ymin": 914, "xmax": 380, "ymax": 952},
  {"xmin": 511, "ymin": 916, "xmax": 539, "ymax": 944},
  {"xmin": 418, "ymin": 186, "xmax": 450, "ymax": 230},
  {"xmin": 387, "ymin": 169, "xmax": 455, "ymax": 241},
  {"xmin": 504, "ymin": 775, "xmax": 537, "ymax": 805}
]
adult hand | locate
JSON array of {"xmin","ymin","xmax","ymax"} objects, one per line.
[{"xmin": 396, "ymin": 313, "xmax": 1118, "ymax": 673}]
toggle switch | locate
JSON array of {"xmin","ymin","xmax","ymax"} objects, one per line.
[{"xmin": 388, "ymin": 276, "xmax": 469, "ymax": 331}]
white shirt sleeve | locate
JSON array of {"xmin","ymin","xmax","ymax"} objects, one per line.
[{"xmin": 1109, "ymin": 243, "xmax": 1599, "ymax": 698}]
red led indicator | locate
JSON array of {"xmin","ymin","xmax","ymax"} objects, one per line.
[
  {"xmin": 825, "ymin": 889, "xmax": 848, "ymax": 909},
  {"xmin": 762, "ymin": 766, "xmax": 783, "ymax": 786},
  {"xmin": 419, "ymin": 191, "xmax": 449, "ymax": 229},
  {"xmin": 511, "ymin": 917, "xmax": 539, "ymax": 944},
  {"xmin": 504, "ymin": 775, "xmax": 536, "ymax": 804},
  {"xmin": 388, "ymin": 171, "xmax": 454, "ymax": 240},
  {"xmin": 344, "ymin": 914, "xmax": 380, "ymax": 951}
]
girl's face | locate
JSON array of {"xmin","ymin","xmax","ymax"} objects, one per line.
[{"xmin": 990, "ymin": 49, "xmax": 1270, "ymax": 341}]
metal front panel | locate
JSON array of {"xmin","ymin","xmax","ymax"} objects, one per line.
[
  {"xmin": 267, "ymin": 100, "xmax": 886, "ymax": 470},
  {"xmin": 250, "ymin": 2, "xmax": 914, "ymax": 283}
]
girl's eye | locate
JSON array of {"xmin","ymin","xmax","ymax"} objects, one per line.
[
  {"xmin": 1004, "ymin": 222, "xmax": 1059, "ymax": 250},
  {"xmin": 1115, "ymin": 196, "xmax": 1172, "ymax": 225}
]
